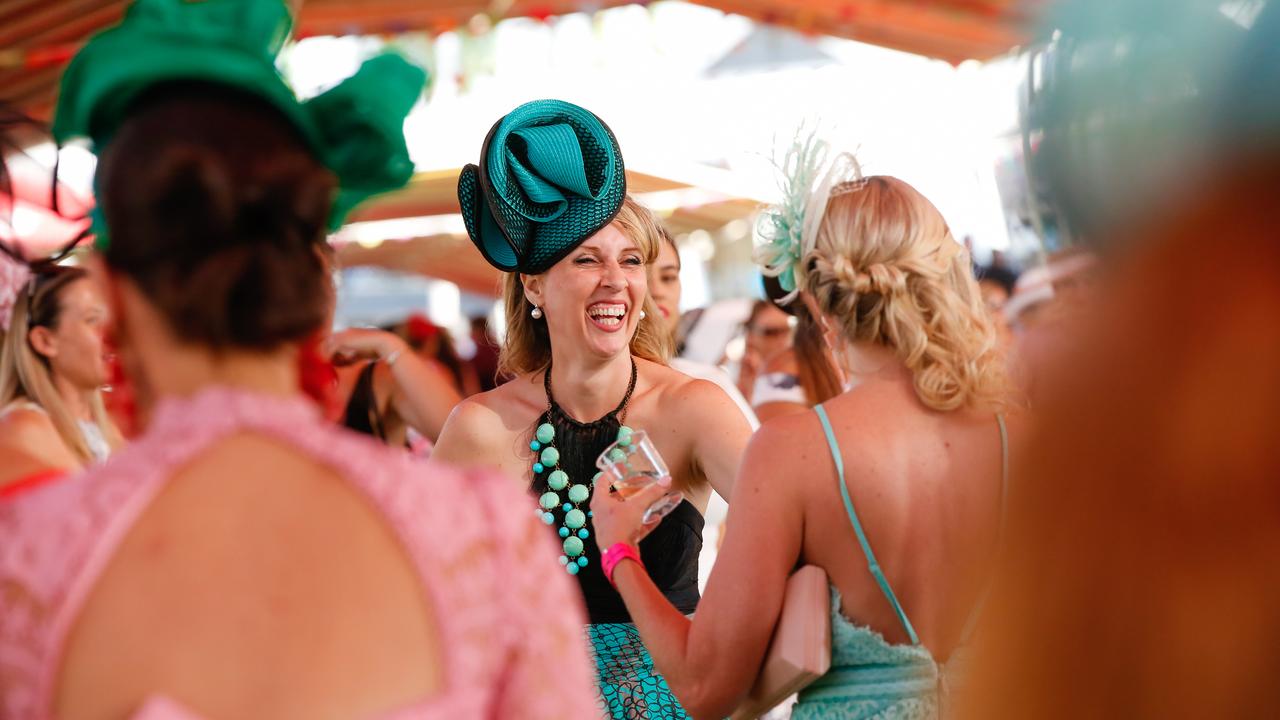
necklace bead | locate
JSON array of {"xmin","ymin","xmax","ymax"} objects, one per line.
[
  {"xmin": 536, "ymin": 423, "xmax": 555, "ymax": 444},
  {"xmin": 533, "ymin": 359, "xmax": 638, "ymax": 577},
  {"xmin": 540, "ymin": 446, "xmax": 560, "ymax": 467},
  {"xmin": 563, "ymin": 536, "xmax": 585, "ymax": 557}
]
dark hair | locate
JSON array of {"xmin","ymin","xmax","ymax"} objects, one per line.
[
  {"xmin": 792, "ymin": 301, "xmax": 843, "ymax": 407},
  {"xmin": 27, "ymin": 264, "xmax": 89, "ymax": 331},
  {"xmin": 976, "ymin": 264, "xmax": 1019, "ymax": 296},
  {"xmin": 760, "ymin": 273, "xmax": 847, "ymax": 406},
  {"xmin": 96, "ymin": 82, "xmax": 336, "ymax": 350}
]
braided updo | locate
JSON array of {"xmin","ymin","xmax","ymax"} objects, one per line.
[{"xmin": 803, "ymin": 176, "xmax": 1008, "ymax": 412}]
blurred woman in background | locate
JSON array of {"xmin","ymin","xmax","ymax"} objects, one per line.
[
  {"xmin": 750, "ymin": 275, "xmax": 845, "ymax": 422},
  {"xmin": 734, "ymin": 298, "xmax": 793, "ymax": 404},
  {"xmin": 0, "ymin": 257, "xmax": 121, "ymax": 491},
  {"xmin": 326, "ymin": 323, "xmax": 462, "ymax": 446}
]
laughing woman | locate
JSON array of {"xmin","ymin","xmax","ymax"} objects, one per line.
[{"xmin": 433, "ymin": 100, "xmax": 751, "ymax": 719}]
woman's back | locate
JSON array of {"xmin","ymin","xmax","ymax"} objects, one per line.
[
  {"xmin": 0, "ymin": 388, "xmax": 596, "ymax": 720},
  {"xmin": 789, "ymin": 371, "xmax": 1012, "ymax": 658}
]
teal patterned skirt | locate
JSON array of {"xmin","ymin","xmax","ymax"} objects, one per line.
[{"xmin": 588, "ymin": 623, "xmax": 691, "ymax": 719}]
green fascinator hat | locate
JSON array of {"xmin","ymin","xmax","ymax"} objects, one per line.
[
  {"xmin": 52, "ymin": 0, "xmax": 427, "ymax": 244},
  {"xmin": 458, "ymin": 99, "xmax": 626, "ymax": 274}
]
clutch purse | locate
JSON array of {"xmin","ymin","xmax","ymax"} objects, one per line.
[{"xmin": 731, "ymin": 565, "xmax": 832, "ymax": 719}]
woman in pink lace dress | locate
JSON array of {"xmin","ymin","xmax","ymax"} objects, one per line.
[{"xmin": 0, "ymin": 2, "xmax": 598, "ymax": 718}]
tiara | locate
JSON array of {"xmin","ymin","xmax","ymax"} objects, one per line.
[{"xmin": 754, "ymin": 128, "xmax": 862, "ymax": 304}]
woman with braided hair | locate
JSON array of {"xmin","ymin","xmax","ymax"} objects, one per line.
[{"xmin": 590, "ymin": 171, "xmax": 1024, "ymax": 720}]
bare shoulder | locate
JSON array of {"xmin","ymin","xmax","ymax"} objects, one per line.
[
  {"xmin": 736, "ymin": 409, "xmax": 825, "ymax": 492},
  {"xmin": 434, "ymin": 375, "xmax": 541, "ymax": 466},
  {"xmin": 0, "ymin": 406, "xmax": 79, "ymax": 469},
  {"xmin": 752, "ymin": 405, "xmax": 825, "ymax": 450},
  {"xmin": 440, "ymin": 384, "xmax": 514, "ymax": 439},
  {"xmin": 0, "ymin": 406, "xmax": 60, "ymax": 443},
  {"xmin": 655, "ymin": 364, "xmax": 748, "ymax": 436},
  {"xmin": 643, "ymin": 359, "xmax": 731, "ymax": 408}
]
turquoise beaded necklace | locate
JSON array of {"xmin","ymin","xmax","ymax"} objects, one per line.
[{"xmin": 531, "ymin": 358, "xmax": 637, "ymax": 575}]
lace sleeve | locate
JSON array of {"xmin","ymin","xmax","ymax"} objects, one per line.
[{"xmin": 467, "ymin": 468, "xmax": 600, "ymax": 719}]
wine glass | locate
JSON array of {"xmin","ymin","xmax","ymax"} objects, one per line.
[{"xmin": 596, "ymin": 429, "xmax": 684, "ymax": 525}]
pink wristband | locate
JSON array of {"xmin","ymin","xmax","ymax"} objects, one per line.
[{"xmin": 601, "ymin": 542, "xmax": 644, "ymax": 587}]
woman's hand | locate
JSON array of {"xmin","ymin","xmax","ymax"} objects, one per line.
[
  {"xmin": 589, "ymin": 479, "xmax": 675, "ymax": 550},
  {"xmin": 324, "ymin": 328, "xmax": 407, "ymax": 367}
]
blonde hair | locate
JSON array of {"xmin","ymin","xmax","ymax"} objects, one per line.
[
  {"xmin": 499, "ymin": 196, "xmax": 672, "ymax": 377},
  {"xmin": 803, "ymin": 176, "xmax": 1008, "ymax": 412},
  {"xmin": 0, "ymin": 267, "xmax": 120, "ymax": 464}
]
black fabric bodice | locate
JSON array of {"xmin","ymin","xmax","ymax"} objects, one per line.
[{"xmin": 531, "ymin": 361, "xmax": 704, "ymax": 624}]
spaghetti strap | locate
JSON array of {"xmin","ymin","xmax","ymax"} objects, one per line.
[
  {"xmin": 814, "ymin": 403, "xmax": 921, "ymax": 646},
  {"xmin": 957, "ymin": 412, "xmax": 1011, "ymax": 645}
]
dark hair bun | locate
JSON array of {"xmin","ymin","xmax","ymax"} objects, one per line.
[{"xmin": 98, "ymin": 82, "xmax": 336, "ymax": 351}]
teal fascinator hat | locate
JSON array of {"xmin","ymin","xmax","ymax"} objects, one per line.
[
  {"xmin": 458, "ymin": 99, "xmax": 627, "ymax": 274},
  {"xmin": 52, "ymin": 0, "xmax": 427, "ymax": 246}
]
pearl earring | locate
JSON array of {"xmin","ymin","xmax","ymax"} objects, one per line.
[
  {"xmin": 639, "ymin": 310, "xmax": 647, "ymax": 320},
  {"xmin": 531, "ymin": 306, "xmax": 543, "ymax": 320}
]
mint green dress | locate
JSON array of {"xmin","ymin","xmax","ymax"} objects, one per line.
[{"xmin": 791, "ymin": 405, "xmax": 1008, "ymax": 720}]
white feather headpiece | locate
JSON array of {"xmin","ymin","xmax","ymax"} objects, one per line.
[{"xmin": 754, "ymin": 128, "xmax": 862, "ymax": 304}]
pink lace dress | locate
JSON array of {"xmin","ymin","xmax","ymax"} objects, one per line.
[{"xmin": 0, "ymin": 387, "xmax": 599, "ymax": 720}]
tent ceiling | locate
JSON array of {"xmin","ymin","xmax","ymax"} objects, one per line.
[
  {"xmin": 0, "ymin": 0, "xmax": 1034, "ymax": 119},
  {"xmin": 2, "ymin": 0, "xmax": 1028, "ymax": 294}
]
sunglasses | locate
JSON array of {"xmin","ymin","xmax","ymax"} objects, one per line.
[{"xmin": 749, "ymin": 325, "xmax": 792, "ymax": 339}]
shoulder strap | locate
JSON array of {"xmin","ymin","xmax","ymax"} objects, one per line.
[
  {"xmin": 814, "ymin": 404, "xmax": 921, "ymax": 645},
  {"xmin": 957, "ymin": 412, "xmax": 1010, "ymax": 645}
]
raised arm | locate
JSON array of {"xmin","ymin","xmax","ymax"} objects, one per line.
[
  {"xmin": 590, "ymin": 422, "xmax": 805, "ymax": 719},
  {"xmin": 326, "ymin": 328, "xmax": 462, "ymax": 441}
]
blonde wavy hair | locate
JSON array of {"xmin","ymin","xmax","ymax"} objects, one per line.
[
  {"xmin": 499, "ymin": 196, "xmax": 672, "ymax": 377},
  {"xmin": 802, "ymin": 176, "xmax": 1009, "ymax": 412},
  {"xmin": 0, "ymin": 267, "xmax": 121, "ymax": 463}
]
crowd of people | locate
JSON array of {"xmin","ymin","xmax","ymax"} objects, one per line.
[{"xmin": 1, "ymin": 0, "xmax": 1277, "ymax": 719}]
